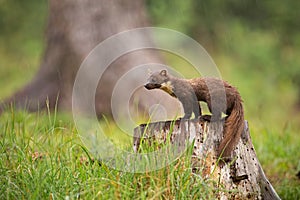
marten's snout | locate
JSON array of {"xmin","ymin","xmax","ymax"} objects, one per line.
[
  {"xmin": 144, "ymin": 83, "xmax": 161, "ymax": 90},
  {"xmin": 144, "ymin": 83, "xmax": 154, "ymax": 90},
  {"xmin": 144, "ymin": 83, "xmax": 151, "ymax": 90}
]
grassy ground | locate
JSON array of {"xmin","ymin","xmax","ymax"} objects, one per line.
[
  {"xmin": 0, "ymin": 103, "xmax": 299, "ymax": 199},
  {"xmin": 0, "ymin": 109, "xmax": 231, "ymax": 199}
]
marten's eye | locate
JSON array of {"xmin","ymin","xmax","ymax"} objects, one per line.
[{"xmin": 151, "ymin": 77, "xmax": 157, "ymax": 82}]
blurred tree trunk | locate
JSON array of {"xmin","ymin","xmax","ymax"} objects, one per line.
[{"xmin": 1, "ymin": 0, "xmax": 166, "ymax": 116}]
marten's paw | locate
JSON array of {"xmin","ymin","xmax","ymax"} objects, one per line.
[
  {"xmin": 199, "ymin": 115, "xmax": 211, "ymax": 122},
  {"xmin": 178, "ymin": 117, "xmax": 190, "ymax": 121}
]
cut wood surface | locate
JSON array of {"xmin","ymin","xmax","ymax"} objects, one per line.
[{"xmin": 133, "ymin": 119, "xmax": 281, "ymax": 200}]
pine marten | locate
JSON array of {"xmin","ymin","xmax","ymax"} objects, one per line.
[{"xmin": 144, "ymin": 69, "xmax": 244, "ymax": 160}]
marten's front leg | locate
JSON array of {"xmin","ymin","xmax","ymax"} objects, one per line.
[
  {"xmin": 179, "ymin": 96, "xmax": 193, "ymax": 119},
  {"xmin": 182, "ymin": 104, "xmax": 192, "ymax": 119},
  {"xmin": 193, "ymin": 101, "xmax": 201, "ymax": 119}
]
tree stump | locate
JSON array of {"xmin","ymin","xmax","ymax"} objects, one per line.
[{"xmin": 133, "ymin": 119, "xmax": 280, "ymax": 200}]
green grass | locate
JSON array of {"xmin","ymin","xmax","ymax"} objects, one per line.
[
  {"xmin": 0, "ymin": 109, "xmax": 231, "ymax": 199},
  {"xmin": 1, "ymin": 108, "xmax": 299, "ymax": 199},
  {"xmin": 253, "ymin": 126, "xmax": 300, "ymax": 200}
]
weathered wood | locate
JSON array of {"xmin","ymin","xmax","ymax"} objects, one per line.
[{"xmin": 133, "ymin": 119, "xmax": 280, "ymax": 200}]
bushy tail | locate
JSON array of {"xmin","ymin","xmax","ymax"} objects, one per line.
[{"xmin": 218, "ymin": 95, "xmax": 244, "ymax": 159}]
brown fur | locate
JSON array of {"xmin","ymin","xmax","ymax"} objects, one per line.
[{"xmin": 145, "ymin": 70, "xmax": 244, "ymax": 160}]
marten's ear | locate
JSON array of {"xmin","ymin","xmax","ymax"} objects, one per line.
[{"xmin": 160, "ymin": 69, "xmax": 167, "ymax": 76}]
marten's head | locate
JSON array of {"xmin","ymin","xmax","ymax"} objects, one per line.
[
  {"xmin": 144, "ymin": 70, "xmax": 176, "ymax": 97},
  {"xmin": 144, "ymin": 70, "xmax": 169, "ymax": 89}
]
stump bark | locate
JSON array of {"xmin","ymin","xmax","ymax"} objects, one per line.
[{"xmin": 133, "ymin": 119, "xmax": 280, "ymax": 200}]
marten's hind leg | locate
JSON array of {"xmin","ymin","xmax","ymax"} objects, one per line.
[
  {"xmin": 207, "ymin": 102, "xmax": 223, "ymax": 122},
  {"xmin": 210, "ymin": 112, "xmax": 222, "ymax": 122}
]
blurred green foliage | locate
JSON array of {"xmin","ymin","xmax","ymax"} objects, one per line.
[
  {"xmin": 147, "ymin": 0, "xmax": 300, "ymax": 81},
  {"xmin": 0, "ymin": 0, "xmax": 47, "ymax": 98},
  {"xmin": 147, "ymin": 0, "xmax": 300, "ymax": 126}
]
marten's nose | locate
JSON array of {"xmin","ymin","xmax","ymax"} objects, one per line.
[{"xmin": 144, "ymin": 83, "xmax": 151, "ymax": 90}]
